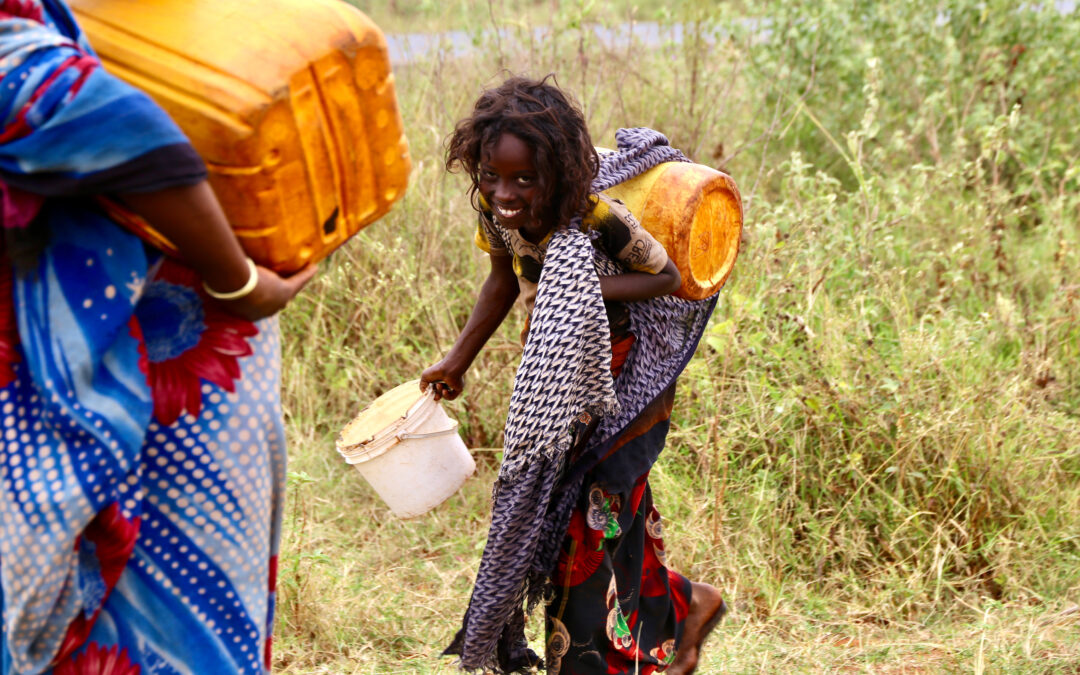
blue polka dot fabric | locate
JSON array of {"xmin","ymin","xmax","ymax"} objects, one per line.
[
  {"xmin": 1, "ymin": 3, "xmax": 285, "ymax": 671},
  {"xmin": 1, "ymin": 207, "xmax": 286, "ymax": 674}
]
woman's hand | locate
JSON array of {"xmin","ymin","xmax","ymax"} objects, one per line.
[
  {"xmin": 216, "ymin": 264, "xmax": 319, "ymax": 321},
  {"xmin": 420, "ymin": 358, "xmax": 466, "ymax": 401}
]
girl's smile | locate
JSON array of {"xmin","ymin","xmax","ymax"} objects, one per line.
[{"xmin": 479, "ymin": 133, "xmax": 550, "ymax": 242}]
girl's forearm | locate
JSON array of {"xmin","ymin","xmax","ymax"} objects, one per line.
[
  {"xmin": 444, "ymin": 264, "xmax": 519, "ymax": 370},
  {"xmin": 599, "ymin": 259, "xmax": 681, "ymax": 302}
]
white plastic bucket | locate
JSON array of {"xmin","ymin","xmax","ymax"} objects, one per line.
[{"xmin": 336, "ymin": 379, "xmax": 475, "ymax": 518}]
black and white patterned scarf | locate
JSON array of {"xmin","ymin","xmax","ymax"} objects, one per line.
[{"xmin": 445, "ymin": 128, "xmax": 719, "ymax": 673}]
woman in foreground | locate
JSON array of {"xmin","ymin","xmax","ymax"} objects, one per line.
[{"xmin": 0, "ymin": 2, "xmax": 314, "ymax": 672}]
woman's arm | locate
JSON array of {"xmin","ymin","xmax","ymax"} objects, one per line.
[
  {"xmin": 119, "ymin": 182, "xmax": 317, "ymax": 320},
  {"xmin": 598, "ymin": 258, "xmax": 681, "ymax": 302},
  {"xmin": 420, "ymin": 253, "xmax": 519, "ymax": 401}
]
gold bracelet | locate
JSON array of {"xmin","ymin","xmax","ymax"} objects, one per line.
[{"xmin": 202, "ymin": 257, "xmax": 258, "ymax": 300}]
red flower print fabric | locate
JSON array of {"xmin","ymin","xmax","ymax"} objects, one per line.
[
  {"xmin": 0, "ymin": 264, "xmax": 19, "ymax": 388},
  {"xmin": 546, "ymin": 473, "xmax": 692, "ymax": 675},
  {"xmin": 53, "ymin": 643, "xmax": 140, "ymax": 675},
  {"xmin": 134, "ymin": 260, "xmax": 258, "ymax": 425}
]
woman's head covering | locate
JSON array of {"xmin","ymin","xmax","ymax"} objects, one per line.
[{"xmin": 1, "ymin": 0, "xmax": 204, "ymax": 230}]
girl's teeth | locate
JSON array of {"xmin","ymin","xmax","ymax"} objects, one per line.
[{"xmin": 498, "ymin": 207, "xmax": 521, "ymax": 218}]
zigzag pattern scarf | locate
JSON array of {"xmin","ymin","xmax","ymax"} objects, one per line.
[{"xmin": 446, "ymin": 128, "xmax": 718, "ymax": 673}]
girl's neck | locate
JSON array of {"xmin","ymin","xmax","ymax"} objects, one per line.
[
  {"xmin": 520, "ymin": 222, "xmax": 551, "ymax": 245},
  {"xmin": 519, "ymin": 210, "xmax": 557, "ymax": 245}
]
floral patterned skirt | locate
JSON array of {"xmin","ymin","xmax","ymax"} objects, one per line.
[
  {"xmin": 544, "ymin": 332, "xmax": 691, "ymax": 675},
  {"xmin": 545, "ymin": 471, "xmax": 690, "ymax": 675}
]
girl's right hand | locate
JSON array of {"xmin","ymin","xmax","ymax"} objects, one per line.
[{"xmin": 420, "ymin": 359, "xmax": 465, "ymax": 401}]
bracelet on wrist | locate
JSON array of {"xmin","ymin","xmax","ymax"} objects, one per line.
[{"xmin": 202, "ymin": 257, "xmax": 259, "ymax": 301}]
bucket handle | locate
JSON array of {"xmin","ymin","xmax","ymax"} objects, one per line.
[{"xmin": 397, "ymin": 420, "xmax": 460, "ymax": 441}]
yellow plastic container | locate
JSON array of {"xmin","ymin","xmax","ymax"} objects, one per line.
[
  {"xmin": 69, "ymin": 0, "xmax": 411, "ymax": 273},
  {"xmin": 601, "ymin": 161, "xmax": 742, "ymax": 301}
]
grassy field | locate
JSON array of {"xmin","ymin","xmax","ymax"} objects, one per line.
[{"xmin": 273, "ymin": 1, "xmax": 1080, "ymax": 672}]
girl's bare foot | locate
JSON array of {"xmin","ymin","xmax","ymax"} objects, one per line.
[{"xmin": 667, "ymin": 582, "xmax": 725, "ymax": 675}]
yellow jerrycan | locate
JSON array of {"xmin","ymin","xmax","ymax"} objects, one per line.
[
  {"xmin": 69, "ymin": 0, "xmax": 411, "ymax": 273},
  {"xmin": 600, "ymin": 160, "xmax": 742, "ymax": 301}
]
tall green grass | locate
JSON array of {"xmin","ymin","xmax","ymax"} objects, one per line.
[{"xmin": 275, "ymin": 1, "xmax": 1080, "ymax": 671}]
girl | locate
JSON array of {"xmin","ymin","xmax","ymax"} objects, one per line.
[{"xmin": 421, "ymin": 76, "xmax": 725, "ymax": 674}]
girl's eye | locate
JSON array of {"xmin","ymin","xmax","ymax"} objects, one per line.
[{"xmin": 516, "ymin": 176, "xmax": 535, "ymax": 186}]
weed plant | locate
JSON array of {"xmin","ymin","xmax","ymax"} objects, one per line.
[{"xmin": 275, "ymin": 0, "xmax": 1080, "ymax": 672}]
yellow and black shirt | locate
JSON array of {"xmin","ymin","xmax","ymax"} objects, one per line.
[{"xmin": 475, "ymin": 193, "xmax": 670, "ymax": 335}]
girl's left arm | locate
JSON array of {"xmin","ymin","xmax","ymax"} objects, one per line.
[{"xmin": 598, "ymin": 259, "xmax": 681, "ymax": 302}]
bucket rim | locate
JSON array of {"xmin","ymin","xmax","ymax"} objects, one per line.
[
  {"xmin": 336, "ymin": 385, "xmax": 438, "ymax": 456},
  {"xmin": 340, "ymin": 418, "xmax": 461, "ymax": 464}
]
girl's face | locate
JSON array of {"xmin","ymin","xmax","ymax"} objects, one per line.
[{"xmin": 479, "ymin": 133, "xmax": 549, "ymax": 241}]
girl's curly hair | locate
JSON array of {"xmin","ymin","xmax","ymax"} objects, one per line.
[{"xmin": 445, "ymin": 74, "xmax": 598, "ymax": 231}]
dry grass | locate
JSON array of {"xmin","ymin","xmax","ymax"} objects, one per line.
[
  {"xmin": 271, "ymin": 460, "xmax": 1080, "ymax": 674},
  {"xmin": 274, "ymin": 0, "xmax": 1080, "ymax": 672}
]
